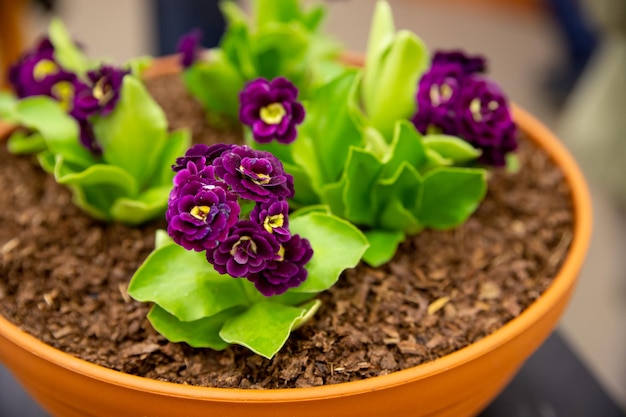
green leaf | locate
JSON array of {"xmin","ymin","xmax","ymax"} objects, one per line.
[
  {"xmin": 380, "ymin": 120, "xmax": 427, "ymax": 178},
  {"xmin": 150, "ymin": 129, "xmax": 192, "ymax": 188},
  {"xmin": 220, "ymin": 300, "xmax": 317, "ymax": 359},
  {"xmin": 109, "ymin": 185, "xmax": 170, "ymax": 225},
  {"xmin": 363, "ymin": 0, "xmax": 396, "ymax": 110},
  {"xmin": 220, "ymin": 1, "xmax": 248, "ymax": 26},
  {"xmin": 417, "ymin": 168, "xmax": 487, "ymax": 229},
  {"xmin": 423, "ymin": 135, "xmax": 481, "ymax": 163},
  {"xmin": 289, "ymin": 212, "xmax": 368, "ymax": 293},
  {"xmin": 373, "ymin": 161, "xmax": 423, "ymax": 231},
  {"xmin": 52, "ymin": 160, "xmax": 139, "ymax": 220},
  {"xmin": 7, "ymin": 131, "xmax": 47, "ymax": 154},
  {"xmin": 128, "ymin": 244, "xmax": 249, "ymax": 322},
  {"xmin": 147, "ymin": 305, "xmax": 239, "ymax": 350},
  {"xmin": 301, "ymin": 70, "xmax": 362, "ymax": 184},
  {"xmin": 154, "ymin": 229, "xmax": 174, "ymax": 250},
  {"xmin": 48, "ymin": 18, "xmax": 93, "ymax": 76},
  {"xmin": 0, "ymin": 91, "xmax": 17, "ymax": 120},
  {"xmin": 363, "ymin": 230, "xmax": 405, "ymax": 267},
  {"xmin": 283, "ymin": 162, "xmax": 319, "ymax": 207},
  {"xmin": 253, "ymin": 0, "xmax": 301, "ymax": 27},
  {"xmin": 343, "ymin": 147, "xmax": 384, "ymax": 225},
  {"xmin": 13, "ymin": 96, "xmax": 94, "ymax": 167},
  {"xmin": 36, "ymin": 151, "xmax": 56, "ymax": 174},
  {"xmin": 183, "ymin": 55, "xmax": 245, "ymax": 119},
  {"xmin": 366, "ymin": 30, "xmax": 429, "ymax": 140},
  {"xmin": 93, "ymin": 75, "xmax": 168, "ymax": 189},
  {"xmin": 506, "ymin": 153, "xmax": 520, "ymax": 174},
  {"xmin": 319, "ymin": 176, "xmax": 348, "ymax": 218}
]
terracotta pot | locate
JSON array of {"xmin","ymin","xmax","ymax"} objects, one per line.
[{"xmin": 0, "ymin": 60, "xmax": 592, "ymax": 417}]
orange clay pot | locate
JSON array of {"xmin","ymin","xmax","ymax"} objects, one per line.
[{"xmin": 0, "ymin": 58, "xmax": 592, "ymax": 417}]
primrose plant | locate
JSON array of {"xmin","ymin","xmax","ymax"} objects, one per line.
[
  {"xmin": 129, "ymin": 0, "xmax": 518, "ymax": 359},
  {"xmin": 0, "ymin": 19, "xmax": 186, "ymax": 225},
  {"xmin": 177, "ymin": 0, "xmax": 342, "ymax": 121}
]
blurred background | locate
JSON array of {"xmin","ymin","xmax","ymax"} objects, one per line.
[{"xmin": 0, "ymin": 0, "xmax": 624, "ymax": 409}]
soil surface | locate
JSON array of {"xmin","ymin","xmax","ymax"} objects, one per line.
[{"xmin": 0, "ymin": 74, "xmax": 573, "ymax": 388}]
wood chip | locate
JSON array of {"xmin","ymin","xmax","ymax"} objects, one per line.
[{"xmin": 427, "ymin": 297, "xmax": 450, "ymax": 315}]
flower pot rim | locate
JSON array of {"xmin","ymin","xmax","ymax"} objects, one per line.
[{"xmin": 0, "ymin": 99, "xmax": 592, "ymax": 402}]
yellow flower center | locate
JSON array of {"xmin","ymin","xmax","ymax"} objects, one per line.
[
  {"xmin": 190, "ymin": 205, "xmax": 211, "ymax": 222},
  {"xmin": 263, "ymin": 213, "xmax": 284, "ymax": 234},
  {"xmin": 93, "ymin": 78, "xmax": 114, "ymax": 105},
  {"xmin": 429, "ymin": 83, "xmax": 453, "ymax": 106},
  {"xmin": 470, "ymin": 98, "xmax": 483, "ymax": 122},
  {"xmin": 276, "ymin": 245, "xmax": 285, "ymax": 262},
  {"xmin": 33, "ymin": 59, "xmax": 59, "ymax": 81},
  {"xmin": 51, "ymin": 81, "xmax": 75, "ymax": 112},
  {"xmin": 259, "ymin": 102, "xmax": 286, "ymax": 125},
  {"xmin": 230, "ymin": 236, "xmax": 257, "ymax": 256}
]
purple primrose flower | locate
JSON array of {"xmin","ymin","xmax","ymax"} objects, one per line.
[
  {"xmin": 432, "ymin": 50, "xmax": 486, "ymax": 75},
  {"xmin": 73, "ymin": 65, "xmax": 129, "ymax": 118},
  {"xmin": 455, "ymin": 77, "xmax": 518, "ymax": 166},
  {"xmin": 239, "ymin": 77, "xmax": 305, "ymax": 144},
  {"xmin": 412, "ymin": 49, "xmax": 517, "ymax": 166},
  {"xmin": 176, "ymin": 29, "xmax": 203, "ymax": 69},
  {"xmin": 167, "ymin": 179, "xmax": 240, "ymax": 251},
  {"xmin": 213, "ymin": 145, "xmax": 294, "ymax": 202},
  {"xmin": 172, "ymin": 143, "xmax": 234, "ymax": 172},
  {"xmin": 250, "ymin": 199, "xmax": 291, "ymax": 242},
  {"xmin": 248, "ymin": 234, "xmax": 313, "ymax": 296},
  {"xmin": 206, "ymin": 220, "xmax": 280, "ymax": 277},
  {"xmin": 8, "ymin": 37, "xmax": 62, "ymax": 98}
]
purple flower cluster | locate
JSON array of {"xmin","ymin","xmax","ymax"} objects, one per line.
[
  {"xmin": 239, "ymin": 77, "xmax": 305, "ymax": 144},
  {"xmin": 8, "ymin": 39, "xmax": 129, "ymax": 154},
  {"xmin": 411, "ymin": 50, "xmax": 517, "ymax": 166},
  {"xmin": 167, "ymin": 144, "xmax": 312, "ymax": 296},
  {"xmin": 176, "ymin": 29, "xmax": 203, "ymax": 69}
]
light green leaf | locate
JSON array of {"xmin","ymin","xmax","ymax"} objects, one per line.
[
  {"xmin": 380, "ymin": 120, "xmax": 427, "ymax": 176},
  {"xmin": 148, "ymin": 305, "xmax": 239, "ymax": 350},
  {"xmin": 363, "ymin": 230, "xmax": 405, "ymax": 267},
  {"xmin": 7, "ymin": 131, "xmax": 47, "ymax": 154},
  {"xmin": 301, "ymin": 69, "xmax": 362, "ymax": 184},
  {"xmin": 36, "ymin": 151, "xmax": 56, "ymax": 174},
  {"xmin": 373, "ymin": 161, "xmax": 423, "ymax": 230},
  {"xmin": 423, "ymin": 135, "xmax": 482, "ymax": 163},
  {"xmin": 417, "ymin": 168, "xmax": 487, "ymax": 229},
  {"xmin": 14, "ymin": 96, "xmax": 94, "ymax": 167},
  {"xmin": 363, "ymin": 0, "xmax": 396, "ymax": 110},
  {"xmin": 183, "ymin": 55, "xmax": 244, "ymax": 119},
  {"xmin": 125, "ymin": 56, "xmax": 153, "ymax": 77},
  {"xmin": 253, "ymin": 0, "xmax": 301, "ymax": 27},
  {"xmin": 366, "ymin": 30, "xmax": 429, "ymax": 140},
  {"xmin": 154, "ymin": 229, "xmax": 174, "ymax": 250},
  {"xmin": 0, "ymin": 91, "xmax": 17, "ymax": 120},
  {"xmin": 109, "ymin": 185, "xmax": 170, "ymax": 225},
  {"xmin": 289, "ymin": 212, "xmax": 368, "ymax": 293},
  {"xmin": 220, "ymin": 1, "xmax": 248, "ymax": 26},
  {"xmin": 220, "ymin": 300, "xmax": 317, "ymax": 359},
  {"xmin": 506, "ymin": 153, "xmax": 520, "ymax": 174},
  {"xmin": 150, "ymin": 129, "xmax": 192, "ymax": 188},
  {"xmin": 48, "ymin": 18, "xmax": 93, "ymax": 76},
  {"xmin": 343, "ymin": 147, "xmax": 384, "ymax": 225},
  {"xmin": 93, "ymin": 75, "xmax": 168, "ymax": 189},
  {"xmin": 128, "ymin": 244, "xmax": 249, "ymax": 322}
]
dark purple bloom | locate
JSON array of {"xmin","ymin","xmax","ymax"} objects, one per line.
[
  {"xmin": 177, "ymin": 29, "xmax": 203, "ymax": 68},
  {"xmin": 412, "ymin": 49, "xmax": 517, "ymax": 166},
  {"xmin": 247, "ymin": 234, "xmax": 312, "ymax": 296},
  {"xmin": 432, "ymin": 50, "xmax": 486, "ymax": 75},
  {"xmin": 239, "ymin": 77, "xmax": 305, "ymax": 144},
  {"xmin": 213, "ymin": 145, "xmax": 294, "ymax": 202},
  {"xmin": 167, "ymin": 179, "xmax": 240, "ymax": 251},
  {"xmin": 206, "ymin": 220, "xmax": 280, "ymax": 277},
  {"xmin": 454, "ymin": 77, "xmax": 518, "ymax": 166},
  {"xmin": 72, "ymin": 65, "xmax": 129, "ymax": 118},
  {"xmin": 8, "ymin": 37, "xmax": 61, "ymax": 98},
  {"xmin": 412, "ymin": 63, "xmax": 465, "ymax": 134},
  {"xmin": 172, "ymin": 143, "xmax": 234, "ymax": 172},
  {"xmin": 250, "ymin": 199, "xmax": 290, "ymax": 242}
]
